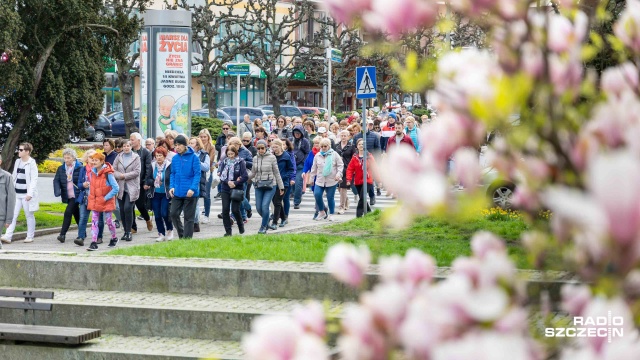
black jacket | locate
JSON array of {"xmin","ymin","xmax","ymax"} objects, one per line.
[
  {"xmin": 104, "ymin": 150, "xmax": 118, "ymax": 166},
  {"xmin": 53, "ymin": 161, "xmax": 83, "ymax": 203},
  {"xmin": 354, "ymin": 131, "xmax": 381, "ymax": 156},
  {"xmin": 215, "ymin": 134, "xmax": 227, "ymax": 160},
  {"xmin": 218, "ymin": 159, "xmax": 248, "ymax": 194},
  {"xmin": 135, "ymin": 147, "xmax": 153, "ymax": 187},
  {"xmin": 290, "ymin": 125, "xmax": 310, "ymax": 167}
]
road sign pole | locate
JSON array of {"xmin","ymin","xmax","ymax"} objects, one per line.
[
  {"xmin": 362, "ymin": 100, "xmax": 368, "ymax": 216},
  {"xmin": 328, "ymin": 56, "xmax": 332, "ymax": 120},
  {"xmin": 236, "ymin": 74, "xmax": 240, "ymax": 131}
]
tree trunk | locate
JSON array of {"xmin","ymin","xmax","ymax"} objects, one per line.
[
  {"xmin": 205, "ymin": 78, "xmax": 218, "ymax": 118},
  {"xmin": 118, "ymin": 66, "xmax": 137, "ymax": 138},
  {"xmin": 1, "ymin": 39, "xmax": 58, "ymax": 171},
  {"xmin": 268, "ymin": 78, "xmax": 282, "ymax": 116},
  {"xmin": 334, "ymin": 89, "xmax": 344, "ymax": 114},
  {"xmin": 419, "ymin": 91, "xmax": 427, "ymax": 107}
]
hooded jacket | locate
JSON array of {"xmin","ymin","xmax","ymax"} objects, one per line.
[
  {"xmin": 290, "ymin": 125, "xmax": 310, "ymax": 167},
  {"xmin": 88, "ymin": 163, "xmax": 119, "ymax": 212},
  {"xmin": 170, "ymin": 146, "xmax": 202, "ymax": 198},
  {"xmin": 53, "ymin": 160, "xmax": 83, "ymax": 203},
  {"xmin": 275, "ymin": 151, "xmax": 295, "ymax": 187}
]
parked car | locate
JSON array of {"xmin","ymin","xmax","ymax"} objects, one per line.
[
  {"xmin": 298, "ymin": 107, "xmax": 321, "ymax": 115},
  {"xmin": 69, "ymin": 115, "xmax": 112, "ymax": 143},
  {"xmin": 257, "ymin": 105, "xmax": 303, "ymax": 117},
  {"xmin": 191, "ymin": 109, "xmax": 233, "ymax": 124},
  {"xmin": 107, "ymin": 111, "xmax": 140, "ymax": 137},
  {"xmin": 219, "ymin": 106, "xmax": 269, "ymax": 124}
]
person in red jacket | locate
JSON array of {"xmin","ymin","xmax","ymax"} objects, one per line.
[
  {"xmin": 386, "ymin": 124, "xmax": 416, "ymax": 152},
  {"xmin": 346, "ymin": 138, "xmax": 379, "ymax": 218},
  {"xmin": 87, "ymin": 153, "xmax": 120, "ymax": 251}
]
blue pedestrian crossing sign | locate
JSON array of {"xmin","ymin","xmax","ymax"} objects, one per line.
[{"xmin": 356, "ymin": 66, "xmax": 376, "ymax": 99}]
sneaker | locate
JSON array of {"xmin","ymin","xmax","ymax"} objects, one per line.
[
  {"xmin": 258, "ymin": 227, "xmax": 267, "ymax": 234},
  {"xmin": 87, "ymin": 242, "xmax": 98, "ymax": 251},
  {"xmin": 223, "ymin": 233, "xmax": 232, "ymax": 237},
  {"xmin": 136, "ymin": 216, "xmax": 144, "ymax": 221},
  {"xmin": 377, "ymin": 188, "xmax": 382, "ymax": 196},
  {"xmin": 74, "ymin": 238, "xmax": 84, "ymax": 247},
  {"xmin": 268, "ymin": 223, "xmax": 277, "ymax": 231},
  {"xmin": 294, "ymin": 204, "xmax": 300, "ymax": 209},
  {"xmin": 194, "ymin": 223, "xmax": 200, "ymax": 233},
  {"xmin": 114, "ymin": 220, "xmax": 121, "ymax": 229},
  {"xmin": 217, "ymin": 213, "xmax": 223, "ymax": 219},
  {"xmin": 108, "ymin": 237, "xmax": 119, "ymax": 248},
  {"xmin": 370, "ymin": 198, "xmax": 376, "ymax": 206},
  {"xmin": 315, "ymin": 211, "xmax": 327, "ymax": 221},
  {"xmin": 146, "ymin": 220, "xmax": 153, "ymax": 231},
  {"xmin": 214, "ymin": 193, "xmax": 222, "ymax": 199},
  {"xmin": 96, "ymin": 238, "xmax": 103, "ymax": 244},
  {"xmin": 57, "ymin": 235, "xmax": 65, "ymax": 243},
  {"xmin": 120, "ymin": 234, "xmax": 128, "ymax": 241},
  {"xmin": 243, "ymin": 219, "xmax": 248, "ymax": 224},
  {"xmin": 155, "ymin": 234, "xmax": 166, "ymax": 242},
  {"xmin": 327, "ymin": 215, "xmax": 335, "ymax": 222},
  {"xmin": 201, "ymin": 216, "xmax": 210, "ymax": 224},
  {"xmin": 125, "ymin": 233, "xmax": 133, "ymax": 242},
  {"xmin": 166, "ymin": 230, "xmax": 174, "ymax": 241},
  {"xmin": 247, "ymin": 209, "xmax": 252, "ymax": 218},
  {"xmin": 279, "ymin": 220, "xmax": 288, "ymax": 227},
  {"xmin": 24, "ymin": 238, "xmax": 33, "ymax": 243},
  {"xmin": 313, "ymin": 212, "xmax": 319, "ymax": 220},
  {"xmin": 337, "ymin": 209, "xmax": 345, "ymax": 215},
  {"xmin": 1, "ymin": 235, "xmax": 11, "ymax": 244}
]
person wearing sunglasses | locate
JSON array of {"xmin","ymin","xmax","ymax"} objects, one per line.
[
  {"xmin": 2, "ymin": 143, "xmax": 39, "ymax": 244},
  {"xmin": 248, "ymin": 140, "xmax": 284, "ymax": 234},
  {"xmin": 309, "ymin": 138, "xmax": 344, "ymax": 221}
]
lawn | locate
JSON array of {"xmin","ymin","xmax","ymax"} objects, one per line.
[
  {"xmin": 10, "ymin": 203, "xmax": 73, "ymax": 233},
  {"xmin": 108, "ymin": 209, "xmax": 534, "ymax": 268}
]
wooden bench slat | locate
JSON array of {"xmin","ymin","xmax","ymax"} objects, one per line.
[
  {"xmin": 0, "ymin": 300, "xmax": 52, "ymax": 311},
  {"xmin": 0, "ymin": 289, "xmax": 54, "ymax": 299},
  {"xmin": 0, "ymin": 323, "xmax": 101, "ymax": 344}
]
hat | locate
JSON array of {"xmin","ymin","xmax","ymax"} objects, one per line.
[
  {"xmin": 256, "ymin": 139, "xmax": 268, "ymax": 148},
  {"xmin": 367, "ymin": 120, "xmax": 374, "ymax": 124},
  {"xmin": 174, "ymin": 135, "xmax": 188, "ymax": 146},
  {"xmin": 388, "ymin": 112, "xmax": 397, "ymax": 120},
  {"xmin": 318, "ymin": 127, "xmax": 327, "ymax": 134}
]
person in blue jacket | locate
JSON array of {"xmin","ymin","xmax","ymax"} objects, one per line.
[
  {"xmin": 269, "ymin": 139, "xmax": 295, "ymax": 229},
  {"xmin": 302, "ymin": 137, "xmax": 327, "ymax": 219},
  {"xmin": 168, "ymin": 135, "xmax": 201, "ymax": 239},
  {"xmin": 53, "ymin": 148, "xmax": 84, "ymax": 243}
]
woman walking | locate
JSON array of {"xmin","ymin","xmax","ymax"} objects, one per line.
[
  {"xmin": 86, "ymin": 153, "xmax": 120, "ymax": 251},
  {"xmin": 199, "ymin": 129, "xmax": 217, "ymax": 224},
  {"xmin": 218, "ymin": 145, "xmax": 248, "ymax": 236},
  {"xmin": 277, "ymin": 138, "xmax": 297, "ymax": 224},
  {"xmin": 113, "ymin": 140, "xmax": 141, "ymax": 242},
  {"xmin": 346, "ymin": 139, "xmax": 379, "ymax": 218},
  {"xmin": 309, "ymin": 138, "xmax": 344, "ymax": 221},
  {"xmin": 151, "ymin": 147, "xmax": 174, "ymax": 242},
  {"xmin": 272, "ymin": 116, "xmax": 291, "ymax": 139},
  {"xmin": 404, "ymin": 116, "xmax": 421, "ymax": 152},
  {"xmin": 53, "ymin": 148, "xmax": 83, "ymax": 243},
  {"xmin": 269, "ymin": 139, "xmax": 294, "ymax": 230},
  {"xmin": 73, "ymin": 149, "xmax": 97, "ymax": 246},
  {"xmin": 249, "ymin": 140, "xmax": 284, "ymax": 234},
  {"xmin": 1, "ymin": 142, "xmax": 39, "ymax": 244},
  {"xmin": 335, "ymin": 130, "xmax": 355, "ymax": 214},
  {"xmin": 189, "ymin": 137, "xmax": 210, "ymax": 233}
]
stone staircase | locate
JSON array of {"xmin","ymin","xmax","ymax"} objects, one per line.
[{"xmin": 0, "ymin": 252, "xmax": 575, "ymax": 359}]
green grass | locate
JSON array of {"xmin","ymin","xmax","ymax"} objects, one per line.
[
  {"xmin": 108, "ymin": 210, "xmax": 533, "ymax": 268},
  {"xmin": 10, "ymin": 203, "xmax": 74, "ymax": 232}
]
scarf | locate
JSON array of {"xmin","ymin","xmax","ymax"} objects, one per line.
[
  {"xmin": 221, "ymin": 157, "xmax": 240, "ymax": 182},
  {"xmin": 322, "ymin": 149, "xmax": 334, "ymax": 177},
  {"xmin": 154, "ymin": 161, "xmax": 168, "ymax": 188}
]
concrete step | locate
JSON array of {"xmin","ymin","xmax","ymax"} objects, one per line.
[
  {"xmin": 0, "ymin": 287, "xmax": 341, "ymax": 341},
  {"xmin": 0, "ymin": 334, "xmax": 243, "ymax": 359}
]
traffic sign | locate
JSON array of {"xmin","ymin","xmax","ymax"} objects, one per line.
[
  {"xmin": 226, "ymin": 63, "xmax": 250, "ymax": 76},
  {"xmin": 356, "ymin": 66, "xmax": 376, "ymax": 99},
  {"xmin": 327, "ymin": 48, "xmax": 342, "ymax": 63}
]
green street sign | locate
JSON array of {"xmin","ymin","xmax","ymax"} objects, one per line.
[
  {"xmin": 226, "ymin": 63, "xmax": 250, "ymax": 76},
  {"xmin": 329, "ymin": 48, "xmax": 342, "ymax": 63}
]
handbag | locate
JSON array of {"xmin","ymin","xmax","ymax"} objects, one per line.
[
  {"xmin": 256, "ymin": 177, "xmax": 273, "ymax": 189},
  {"xmin": 230, "ymin": 189, "xmax": 245, "ymax": 202}
]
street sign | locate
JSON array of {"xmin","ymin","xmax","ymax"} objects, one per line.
[
  {"xmin": 327, "ymin": 48, "xmax": 342, "ymax": 63},
  {"xmin": 226, "ymin": 63, "xmax": 250, "ymax": 76},
  {"xmin": 356, "ymin": 66, "xmax": 376, "ymax": 99}
]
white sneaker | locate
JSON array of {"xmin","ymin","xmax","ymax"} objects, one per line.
[
  {"xmin": 315, "ymin": 211, "xmax": 327, "ymax": 221},
  {"xmin": 201, "ymin": 215, "xmax": 210, "ymax": 224},
  {"xmin": 24, "ymin": 238, "xmax": 33, "ymax": 243},
  {"xmin": 166, "ymin": 230, "xmax": 174, "ymax": 241},
  {"xmin": 337, "ymin": 209, "xmax": 345, "ymax": 215},
  {"xmin": 1, "ymin": 235, "xmax": 11, "ymax": 244},
  {"xmin": 155, "ymin": 234, "xmax": 166, "ymax": 242},
  {"xmin": 327, "ymin": 215, "xmax": 335, "ymax": 221}
]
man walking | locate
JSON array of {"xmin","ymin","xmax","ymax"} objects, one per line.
[
  {"xmin": 130, "ymin": 132, "xmax": 154, "ymax": 233},
  {"xmin": 0, "ymin": 154, "xmax": 16, "ymax": 250},
  {"xmin": 238, "ymin": 114, "xmax": 254, "ymax": 139},
  {"xmin": 290, "ymin": 125, "xmax": 310, "ymax": 209},
  {"xmin": 169, "ymin": 135, "xmax": 201, "ymax": 239}
]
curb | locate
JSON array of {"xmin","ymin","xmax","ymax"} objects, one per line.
[
  {"xmin": 39, "ymin": 173, "xmax": 55, "ymax": 178},
  {"xmin": 9, "ymin": 225, "xmax": 77, "ymax": 241}
]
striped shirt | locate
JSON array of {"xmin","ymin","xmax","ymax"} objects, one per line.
[{"xmin": 14, "ymin": 160, "xmax": 28, "ymax": 195}]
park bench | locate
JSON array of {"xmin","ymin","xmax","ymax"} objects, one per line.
[{"xmin": 0, "ymin": 289, "xmax": 101, "ymax": 344}]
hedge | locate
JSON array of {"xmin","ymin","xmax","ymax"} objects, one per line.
[{"xmin": 191, "ymin": 117, "xmax": 236, "ymax": 141}]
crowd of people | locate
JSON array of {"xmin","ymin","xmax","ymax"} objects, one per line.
[{"xmin": 0, "ymin": 104, "xmax": 430, "ymax": 248}]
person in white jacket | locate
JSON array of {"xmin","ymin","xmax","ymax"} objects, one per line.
[{"xmin": 2, "ymin": 142, "xmax": 39, "ymax": 243}]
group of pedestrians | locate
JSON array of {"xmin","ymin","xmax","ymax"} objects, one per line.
[{"xmin": 0, "ymin": 106, "xmax": 426, "ymax": 246}]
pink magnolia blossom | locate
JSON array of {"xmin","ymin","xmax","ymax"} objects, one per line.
[
  {"xmin": 242, "ymin": 316, "xmax": 302, "ymax": 360},
  {"xmin": 363, "ymin": 0, "xmax": 438, "ymax": 38},
  {"xmin": 576, "ymin": 296, "xmax": 637, "ymax": 354},
  {"xmin": 614, "ymin": 0, "xmax": 640, "ymax": 53},
  {"xmin": 379, "ymin": 249, "xmax": 436, "ymax": 287},
  {"xmin": 560, "ymin": 284, "xmax": 591, "ymax": 316},
  {"xmin": 521, "ymin": 42, "xmax": 544, "ymax": 78},
  {"xmin": 585, "ymin": 90, "xmax": 640, "ymax": 149},
  {"xmin": 400, "ymin": 295, "xmax": 456, "ymax": 358},
  {"xmin": 340, "ymin": 305, "xmax": 388, "ymax": 360},
  {"xmin": 511, "ymin": 185, "xmax": 540, "ymax": 212},
  {"xmin": 494, "ymin": 308, "xmax": 529, "ymax": 333},
  {"xmin": 324, "ymin": 243, "xmax": 371, "ymax": 288},
  {"xmin": 547, "ymin": 12, "xmax": 588, "ymax": 53},
  {"xmin": 432, "ymin": 331, "xmax": 540, "ymax": 360},
  {"xmin": 292, "ymin": 301, "xmax": 326, "ymax": 338},
  {"xmin": 549, "ymin": 52, "xmax": 583, "ymax": 96},
  {"xmin": 601, "ymin": 62, "xmax": 639, "ymax": 98},
  {"xmin": 471, "ymin": 231, "xmax": 506, "ymax": 260},
  {"xmin": 292, "ymin": 334, "xmax": 330, "ymax": 360},
  {"xmin": 321, "ymin": 0, "xmax": 372, "ymax": 25},
  {"xmin": 362, "ymin": 282, "xmax": 411, "ymax": 334},
  {"xmin": 453, "ymin": 147, "xmax": 482, "ymax": 189}
]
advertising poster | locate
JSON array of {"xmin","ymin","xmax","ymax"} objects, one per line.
[
  {"xmin": 139, "ymin": 31, "xmax": 149, "ymax": 137},
  {"xmin": 155, "ymin": 32, "xmax": 190, "ymax": 135}
]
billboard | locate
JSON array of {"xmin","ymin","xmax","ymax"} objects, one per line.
[
  {"xmin": 139, "ymin": 31, "xmax": 149, "ymax": 136},
  {"xmin": 154, "ymin": 32, "xmax": 190, "ymax": 135}
]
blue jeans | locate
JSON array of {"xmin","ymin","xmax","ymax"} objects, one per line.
[
  {"xmin": 293, "ymin": 164, "xmax": 304, "ymax": 205},
  {"xmin": 203, "ymin": 172, "xmax": 213, "ymax": 217},
  {"xmin": 314, "ymin": 184, "xmax": 337, "ymax": 215},
  {"xmin": 152, "ymin": 192, "xmax": 173, "ymax": 236},
  {"xmin": 78, "ymin": 203, "xmax": 91, "ymax": 239},
  {"xmin": 254, "ymin": 186, "xmax": 277, "ymax": 229}
]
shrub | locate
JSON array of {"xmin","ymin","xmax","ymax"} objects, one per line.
[
  {"xmin": 38, "ymin": 160, "xmax": 62, "ymax": 174},
  {"xmin": 191, "ymin": 117, "xmax": 236, "ymax": 140}
]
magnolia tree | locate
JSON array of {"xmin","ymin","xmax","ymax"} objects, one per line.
[{"xmin": 242, "ymin": 0, "xmax": 640, "ymax": 358}]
